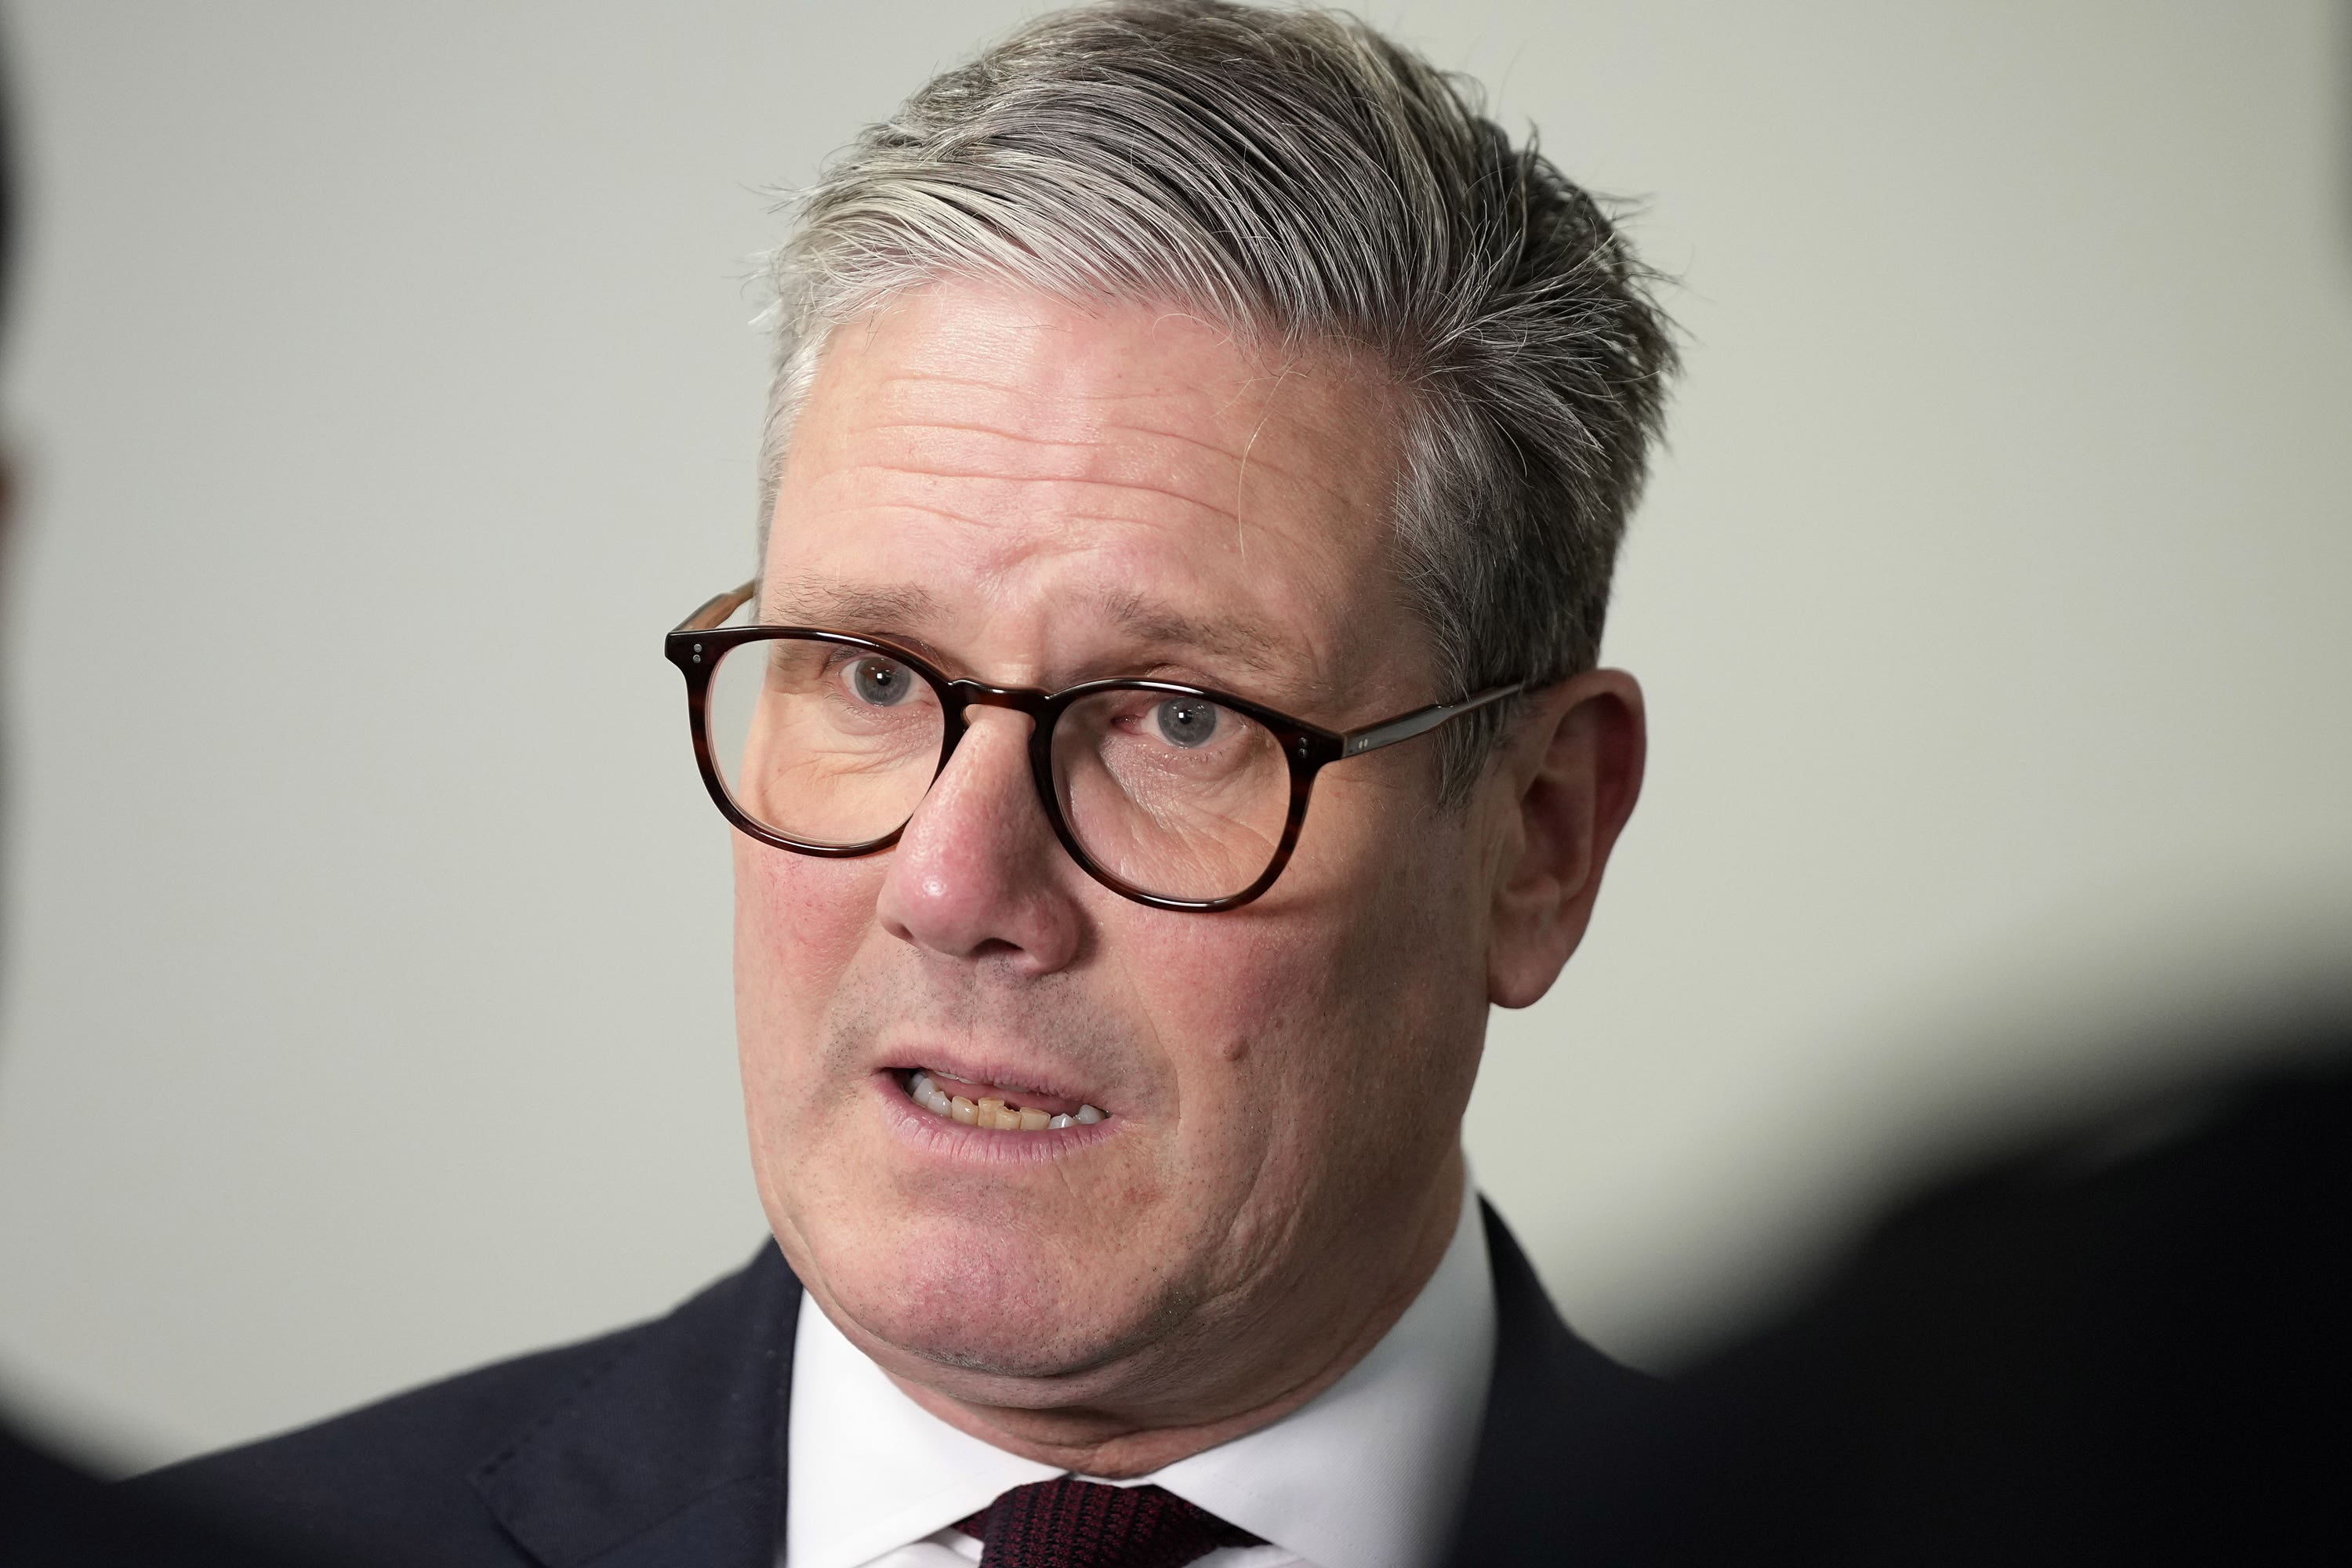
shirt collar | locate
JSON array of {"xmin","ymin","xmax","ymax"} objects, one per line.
[{"xmin": 784, "ymin": 1167, "xmax": 1494, "ymax": 1568}]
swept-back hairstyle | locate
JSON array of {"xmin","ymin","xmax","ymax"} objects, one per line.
[{"xmin": 759, "ymin": 0, "xmax": 1676, "ymax": 795}]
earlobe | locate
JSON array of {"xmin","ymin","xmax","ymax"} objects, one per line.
[{"xmin": 1484, "ymin": 671, "xmax": 1646, "ymax": 1009}]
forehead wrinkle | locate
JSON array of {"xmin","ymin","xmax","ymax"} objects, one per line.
[
  {"xmin": 869, "ymin": 369, "xmax": 1030, "ymax": 397},
  {"xmin": 824, "ymin": 398, "xmax": 1365, "ymax": 543},
  {"xmin": 907, "ymin": 377, "xmax": 1370, "ymax": 499},
  {"xmin": 822, "ymin": 459, "xmax": 1246, "ymax": 532},
  {"xmin": 850, "ymin": 419, "xmax": 1255, "ymax": 512},
  {"xmin": 856, "ymin": 354, "xmax": 1381, "ymax": 522},
  {"xmin": 858, "ymin": 415, "xmax": 1253, "ymax": 474},
  {"xmin": 867, "ymin": 359, "xmax": 1341, "ymax": 456},
  {"xmin": 865, "ymin": 368, "xmax": 1113, "ymax": 443},
  {"xmin": 1090, "ymin": 415, "xmax": 1357, "ymax": 513},
  {"xmin": 858, "ymin": 419, "xmax": 1098, "ymax": 449}
]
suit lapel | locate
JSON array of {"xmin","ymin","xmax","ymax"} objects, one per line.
[
  {"xmin": 471, "ymin": 1244, "xmax": 803, "ymax": 1568},
  {"xmin": 1443, "ymin": 1201, "xmax": 1668, "ymax": 1566}
]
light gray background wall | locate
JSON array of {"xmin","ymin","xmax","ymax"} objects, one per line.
[{"xmin": 1, "ymin": 2, "xmax": 2347, "ymax": 1468}]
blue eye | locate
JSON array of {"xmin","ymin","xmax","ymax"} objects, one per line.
[
  {"xmin": 1154, "ymin": 697, "xmax": 1221, "ymax": 748},
  {"xmin": 848, "ymin": 656, "xmax": 915, "ymax": 707}
]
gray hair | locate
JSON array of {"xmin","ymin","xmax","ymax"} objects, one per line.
[{"xmin": 757, "ymin": 0, "xmax": 1676, "ymax": 797}]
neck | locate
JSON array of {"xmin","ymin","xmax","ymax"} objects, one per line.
[{"xmin": 887, "ymin": 1146, "xmax": 1469, "ymax": 1478}]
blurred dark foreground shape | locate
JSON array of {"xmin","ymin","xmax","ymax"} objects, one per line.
[
  {"xmin": 0, "ymin": 1434, "xmax": 336, "ymax": 1566},
  {"xmin": 1614, "ymin": 1027, "xmax": 2352, "ymax": 1565}
]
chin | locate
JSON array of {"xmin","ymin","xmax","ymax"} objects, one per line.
[{"xmin": 808, "ymin": 1211, "xmax": 1184, "ymax": 1386}]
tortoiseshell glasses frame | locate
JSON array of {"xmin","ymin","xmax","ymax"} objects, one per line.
[{"xmin": 665, "ymin": 581, "xmax": 1525, "ymax": 913}]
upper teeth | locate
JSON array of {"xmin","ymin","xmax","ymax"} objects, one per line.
[{"xmin": 909, "ymin": 1070, "xmax": 1105, "ymax": 1131}]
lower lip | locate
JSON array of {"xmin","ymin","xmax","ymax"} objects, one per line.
[{"xmin": 874, "ymin": 1071, "xmax": 1120, "ymax": 1163}]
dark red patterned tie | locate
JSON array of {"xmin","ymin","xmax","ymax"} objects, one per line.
[{"xmin": 956, "ymin": 1477, "xmax": 1263, "ymax": 1568}]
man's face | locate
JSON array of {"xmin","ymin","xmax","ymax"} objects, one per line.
[{"xmin": 737, "ymin": 281, "xmax": 1501, "ymax": 1421}]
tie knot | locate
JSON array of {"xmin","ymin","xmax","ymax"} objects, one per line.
[{"xmin": 956, "ymin": 1477, "xmax": 1261, "ymax": 1568}]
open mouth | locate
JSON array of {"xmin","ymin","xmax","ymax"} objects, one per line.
[{"xmin": 900, "ymin": 1068, "xmax": 1108, "ymax": 1132}]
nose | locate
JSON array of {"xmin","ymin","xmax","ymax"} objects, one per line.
[{"xmin": 873, "ymin": 705, "xmax": 1084, "ymax": 974}]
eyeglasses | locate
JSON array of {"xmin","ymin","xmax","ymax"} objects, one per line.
[{"xmin": 666, "ymin": 583, "xmax": 1523, "ymax": 912}]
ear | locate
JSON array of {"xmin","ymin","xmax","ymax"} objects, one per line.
[{"xmin": 1483, "ymin": 670, "xmax": 1646, "ymax": 1009}]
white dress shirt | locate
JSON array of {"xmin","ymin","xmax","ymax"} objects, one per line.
[{"xmin": 782, "ymin": 1172, "xmax": 1497, "ymax": 1568}]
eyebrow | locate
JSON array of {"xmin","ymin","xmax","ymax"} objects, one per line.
[
  {"xmin": 759, "ymin": 576, "xmax": 1298, "ymax": 688},
  {"xmin": 760, "ymin": 577, "xmax": 939, "ymax": 634},
  {"xmin": 1097, "ymin": 590, "xmax": 1286, "ymax": 680}
]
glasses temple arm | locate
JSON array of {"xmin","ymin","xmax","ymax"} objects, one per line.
[
  {"xmin": 673, "ymin": 580, "xmax": 759, "ymax": 635},
  {"xmin": 1338, "ymin": 682, "xmax": 1527, "ymax": 758}
]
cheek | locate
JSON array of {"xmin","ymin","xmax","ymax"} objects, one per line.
[
  {"xmin": 1265, "ymin": 789, "xmax": 1489, "ymax": 1080},
  {"xmin": 733, "ymin": 839, "xmax": 882, "ymax": 1047},
  {"xmin": 1146, "ymin": 921, "xmax": 1322, "ymax": 1070},
  {"xmin": 1123, "ymin": 884, "xmax": 1444, "ymax": 1107}
]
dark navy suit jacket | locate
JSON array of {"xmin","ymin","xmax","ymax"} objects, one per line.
[{"xmin": 141, "ymin": 1202, "xmax": 1664, "ymax": 1568}]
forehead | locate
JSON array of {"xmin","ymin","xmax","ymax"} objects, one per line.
[{"xmin": 762, "ymin": 280, "xmax": 1424, "ymax": 710}]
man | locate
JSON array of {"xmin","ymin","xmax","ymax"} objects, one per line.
[{"xmin": 147, "ymin": 3, "xmax": 1678, "ymax": 1563}]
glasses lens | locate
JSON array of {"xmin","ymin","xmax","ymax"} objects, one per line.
[
  {"xmin": 705, "ymin": 636, "xmax": 943, "ymax": 848},
  {"xmin": 1052, "ymin": 688, "xmax": 1292, "ymax": 902}
]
